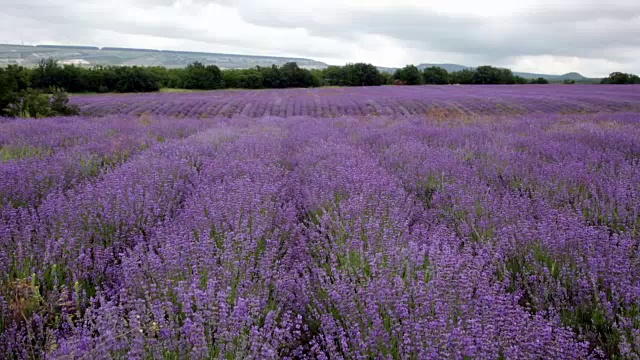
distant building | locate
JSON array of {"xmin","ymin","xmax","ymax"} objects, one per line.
[{"xmin": 60, "ymin": 59, "xmax": 91, "ymax": 65}]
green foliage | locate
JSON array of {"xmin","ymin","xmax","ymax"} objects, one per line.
[
  {"xmin": 472, "ymin": 65, "xmax": 515, "ymax": 84},
  {"xmin": 0, "ymin": 65, "xmax": 31, "ymax": 115},
  {"xmin": 514, "ymin": 76, "xmax": 529, "ymax": 84},
  {"xmin": 31, "ymin": 58, "xmax": 63, "ymax": 89},
  {"xmin": 323, "ymin": 66, "xmax": 346, "ymax": 86},
  {"xmin": 531, "ymin": 77, "xmax": 549, "ymax": 84},
  {"xmin": 5, "ymin": 57, "xmax": 633, "ymax": 97},
  {"xmin": 347, "ymin": 63, "xmax": 386, "ymax": 86},
  {"xmin": 181, "ymin": 62, "xmax": 224, "ymax": 90},
  {"xmin": 15, "ymin": 58, "xmax": 161, "ymax": 94},
  {"xmin": 253, "ymin": 62, "xmax": 318, "ymax": 88},
  {"xmin": 501, "ymin": 244, "xmax": 639, "ymax": 359},
  {"xmin": 379, "ymin": 72, "xmax": 394, "ymax": 85},
  {"xmin": 3, "ymin": 87, "xmax": 79, "ymax": 118},
  {"xmin": 222, "ymin": 69, "xmax": 241, "ymax": 89},
  {"xmin": 422, "ymin": 66, "xmax": 450, "ymax": 85},
  {"xmin": 446, "ymin": 66, "xmax": 546, "ymax": 85},
  {"xmin": 145, "ymin": 66, "xmax": 181, "ymax": 88},
  {"xmin": 222, "ymin": 69, "xmax": 264, "ymax": 89},
  {"xmin": 113, "ymin": 66, "xmax": 161, "ymax": 92},
  {"xmin": 0, "ymin": 145, "xmax": 50, "ymax": 162},
  {"xmin": 601, "ymin": 72, "xmax": 640, "ymax": 84},
  {"xmin": 279, "ymin": 62, "xmax": 317, "ymax": 88},
  {"xmin": 4, "ymin": 89, "xmax": 52, "ymax": 118},
  {"xmin": 310, "ymin": 69, "xmax": 326, "ymax": 87},
  {"xmin": 393, "ymin": 65, "xmax": 423, "ymax": 85},
  {"xmin": 258, "ymin": 65, "xmax": 284, "ymax": 88},
  {"xmin": 49, "ymin": 87, "xmax": 81, "ymax": 116},
  {"xmin": 324, "ymin": 63, "xmax": 384, "ymax": 87},
  {"xmin": 449, "ymin": 68, "xmax": 475, "ymax": 84}
]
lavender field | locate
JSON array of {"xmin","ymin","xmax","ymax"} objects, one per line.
[
  {"xmin": 72, "ymin": 85, "xmax": 640, "ymax": 118},
  {"xmin": 1, "ymin": 86, "xmax": 640, "ymax": 359}
]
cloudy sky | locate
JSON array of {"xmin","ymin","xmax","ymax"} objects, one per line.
[{"xmin": 1, "ymin": 0, "xmax": 639, "ymax": 76}]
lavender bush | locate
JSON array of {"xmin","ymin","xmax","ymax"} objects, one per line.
[
  {"xmin": 1, "ymin": 86, "xmax": 639, "ymax": 359},
  {"xmin": 71, "ymin": 85, "xmax": 640, "ymax": 119}
]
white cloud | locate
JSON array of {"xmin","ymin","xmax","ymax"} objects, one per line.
[{"xmin": 0, "ymin": 0, "xmax": 639, "ymax": 76}]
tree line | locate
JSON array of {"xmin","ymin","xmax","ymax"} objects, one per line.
[
  {"xmin": 394, "ymin": 65, "xmax": 551, "ymax": 85},
  {"xmin": 0, "ymin": 62, "xmax": 79, "ymax": 118},
  {"xmin": 0, "ymin": 59, "xmax": 552, "ymax": 98},
  {"xmin": 2, "ymin": 58, "xmax": 638, "ymax": 117},
  {"xmin": 600, "ymin": 72, "xmax": 640, "ymax": 84}
]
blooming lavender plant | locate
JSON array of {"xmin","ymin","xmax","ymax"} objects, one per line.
[
  {"xmin": 1, "ymin": 86, "xmax": 640, "ymax": 359},
  {"xmin": 70, "ymin": 85, "xmax": 640, "ymax": 119}
]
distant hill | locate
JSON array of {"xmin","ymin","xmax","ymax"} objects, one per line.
[
  {"xmin": 417, "ymin": 63, "xmax": 470, "ymax": 73},
  {"xmin": 378, "ymin": 64, "xmax": 472, "ymax": 73},
  {"xmin": 0, "ymin": 44, "xmax": 328, "ymax": 69},
  {"xmin": 381, "ymin": 63, "xmax": 596, "ymax": 82},
  {"xmin": 1, "ymin": 44, "xmax": 598, "ymax": 81},
  {"xmin": 511, "ymin": 71, "xmax": 588, "ymax": 81}
]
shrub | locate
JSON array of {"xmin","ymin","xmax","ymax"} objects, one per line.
[{"xmin": 4, "ymin": 88, "xmax": 79, "ymax": 118}]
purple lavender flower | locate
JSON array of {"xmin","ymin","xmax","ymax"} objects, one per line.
[{"xmin": 1, "ymin": 86, "xmax": 639, "ymax": 359}]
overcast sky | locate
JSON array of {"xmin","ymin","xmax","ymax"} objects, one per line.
[{"xmin": 1, "ymin": 0, "xmax": 639, "ymax": 76}]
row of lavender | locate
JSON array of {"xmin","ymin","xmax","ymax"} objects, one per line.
[
  {"xmin": 72, "ymin": 85, "xmax": 640, "ymax": 119},
  {"xmin": 1, "ymin": 112, "xmax": 639, "ymax": 358},
  {"xmin": 0, "ymin": 116, "xmax": 217, "ymax": 210}
]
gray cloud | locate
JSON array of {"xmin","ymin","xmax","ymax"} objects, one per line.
[
  {"xmin": 0, "ymin": 0, "xmax": 639, "ymax": 76},
  {"xmin": 0, "ymin": 0, "xmax": 344, "ymax": 58},
  {"xmin": 235, "ymin": 3, "xmax": 640, "ymax": 63}
]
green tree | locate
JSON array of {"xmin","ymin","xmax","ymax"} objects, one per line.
[
  {"xmin": 450, "ymin": 68, "xmax": 475, "ymax": 84},
  {"xmin": 309, "ymin": 69, "xmax": 325, "ymax": 87},
  {"xmin": 31, "ymin": 58, "xmax": 63, "ymax": 89},
  {"xmin": 49, "ymin": 87, "xmax": 80, "ymax": 116},
  {"xmin": 341, "ymin": 63, "xmax": 384, "ymax": 86},
  {"xmin": 380, "ymin": 72, "xmax": 394, "ymax": 85},
  {"xmin": 4, "ymin": 89, "xmax": 51, "ymax": 118},
  {"xmin": 58, "ymin": 65, "xmax": 87, "ymax": 93},
  {"xmin": 601, "ymin": 72, "xmax": 640, "ymax": 84},
  {"xmin": 423, "ymin": 66, "xmax": 450, "ymax": 85},
  {"xmin": 222, "ymin": 68, "xmax": 266, "ymax": 89},
  {"xmin": 258, "ymin": 65, "xmax": 284, "ymax": 88},
  {"xmin": 222, "ymin": 69, "xmax": 241, "ymax": 89},
  {"xmin": 182, "ymin": 62, "xmax": 224, "ymax": 90},
  {"xmin": 0, "ymin": 65, "xmax": 31, "ymax": 116},
  {"xmin": 147, "ymin": 66, "xmax": 174, "ymax": 88},
  {"xmin": 112, "ymin": 66, "xmax": 160, "ymax": 93},
  {"xmin": 4, "ymin": 88, "xmax": 78, "ymax": 118},
  {"xmin": 472, "ymin": 65, "xmax": 515, "ymax": 84},
  {"xmin": 239, "ymin": 70, "xmax": 265, "ymax": 89},
  {"xmin": 279, "ymin": 62, "xmax": 315, "ymax": 88},
  {"xmin": 323, "ymin": 66, "xmax": 346, "ymax": 86},
  {"xmin": 531, "ymin": 77, "xmax": 549, "ymax": 84},
  {"xmin": 513, "ymin": 76, "xmax": 529, "ymax": 84},
  {"xmin": 165, "ymin": 68, "xmax": 185, "ymax": 88},
  {"xmin": 393, "ymin": 65, "xmax": 423, "ymax": 85},
  {"xmin": 254, "ymin": 63, "xmax": 317, "ymax": 89}
]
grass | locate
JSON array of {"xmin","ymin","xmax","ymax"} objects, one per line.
[
  {"xmin": 0, "ymin": 145, "xmax": 51, "ymax": 162},
  {"xmin": 159, "ymin": 88, "xmax": 211, "ymax": 93}
]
